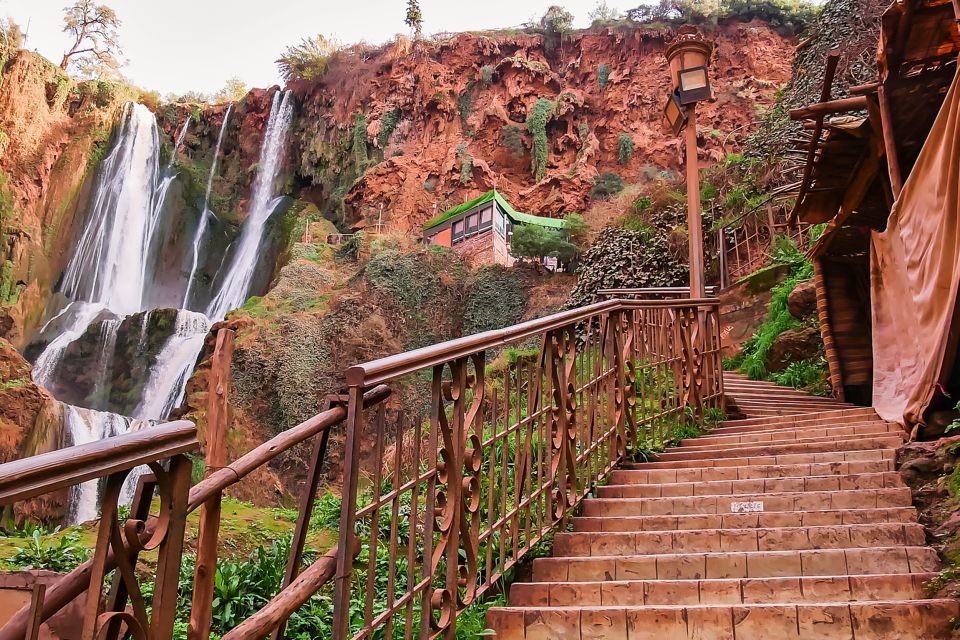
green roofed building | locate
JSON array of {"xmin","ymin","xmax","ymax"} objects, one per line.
[{"xmin": 423, "ymin": 190, "xmax": 567, "ymax": 268}]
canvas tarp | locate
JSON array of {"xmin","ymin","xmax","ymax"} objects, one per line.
[{"xmin": 871, "ymin": 67, "xmax": 960, "ymax": 426}]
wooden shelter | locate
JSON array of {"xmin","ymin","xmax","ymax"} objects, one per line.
[{"xmin": 788, "ymin": 0, "xmax": 960, "ymax": 423}]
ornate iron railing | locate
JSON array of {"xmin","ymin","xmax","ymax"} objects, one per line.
[
  {"xmin": 716, "ymin": 204, "xmax": 809, "ymax": 287},
  {"xmin": 0, "ymin": 296, "xmax": 723, "ymax": 640}
]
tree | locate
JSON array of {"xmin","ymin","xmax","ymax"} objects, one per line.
[
  {"xmin": 563, "ymin": 213, "xmax": 590, "ymax": 249},
  {"xmin": 405, "ymin": 0, "xmax": 424, "ymax": 40},
  {"xmin": 276, "ymin": 34, "xmax": 339, "ymax": 82},
  {"xmin": 539, "ymin": 5, "xmax": 575, "ymax": 34},
  {"xmin": 214, "ymin": 76, "xmax": 248, "ymax": 103},
  {"xmin": 511, "ymin": 224, "xmax": 577, "ymax": 261},
  {"xmin": 59, "ymin": 1, "xmax": 122, "ymax": 75},
  {"xmin": 589, "ymin": 1, "xmax": 623, "ymax": 24},
  {"xmin": 0, "ymin": 17, "xmax": 24, "ymax": 54}
]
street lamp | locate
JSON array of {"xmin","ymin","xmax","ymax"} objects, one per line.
[{"xmin": 664, "ymin": 25, "xmax": 713, "ymax": 299}]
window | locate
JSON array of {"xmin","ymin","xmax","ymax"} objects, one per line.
[
  {"xmin": 466, "ymin": 213, "xmax": 479, "ymax": 233},
  {"xmin": 480, "ymin": 206, "xmax": 493, "ymax": 230},
  {"xmin": 452, "ymin": 220, "xmax": 464, "ymax": 242},
  {"xmin": 495, "ymin": 211, "xmax": 505, "ymax": 236}
]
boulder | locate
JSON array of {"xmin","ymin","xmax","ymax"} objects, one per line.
[
  {"xmin": 787, "ymin": 279, "xmax": 817, "ymax": 319},
  {"xmin": 765, "ymin": 326, "xmax": 822, "ymax": 373}
]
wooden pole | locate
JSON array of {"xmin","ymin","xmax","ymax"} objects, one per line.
[
  {"xmin": 685, "ymin": 107, "xmax": 705, "ymax": 300},
  {"xmin": 188, "ymin": 328, "xmax": 236, "ymax": 640},
  {"xmin": 877, "ymin": 84, "xmax": 903, "ymax": 198}
]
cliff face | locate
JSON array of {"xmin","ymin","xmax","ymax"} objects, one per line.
[
  {"xmin": 288, "ymin": 21, "xmax": 795, "ymax": 231},
  {"xmin": 0, "ymin": 51, "xmax": 131, "ymax": 347}
]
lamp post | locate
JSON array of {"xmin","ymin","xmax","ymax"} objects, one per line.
[{"xmin": 664, "ymin": 26, "xmax": 713, "ymax": 300}]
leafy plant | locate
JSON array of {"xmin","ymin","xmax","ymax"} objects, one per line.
[
  {"xmin": 597, "ymin": 63, "xmax": 610, "ymax": 89},
  {"xmin": 11, "ymin": 529, "xmax": 90, "ymax": 573},
  {"xmin": 527, "ymin": 98, "xmax": 555, "ymax": 181},
  {"xmin": 618, "ymin": 133, "xmax": 635, "ymax": 165},
  {"xmin": 480, "ymin": 65, "xmax": 494, "ymax": 84},
  {"xmin": 377, "ymin": 107, "xmax": 402, "ymax": 148},
  {"xmin": 276, "ymin": 34, "xmax": 340, "ymax": 82},
  {"xmin": 501, "ymin": 124, "xmax": 526, "ymax": 159},
  {"xmin": 946, "ymin": 401, "xmax": 960, "ymax": 434},
  {"xmin": 352, "ymin": 113, "xmax": 368, "ymax": 171},
  {"xmin": 591, "ymin": 172, "xmax": 624, "ymax": 199}
]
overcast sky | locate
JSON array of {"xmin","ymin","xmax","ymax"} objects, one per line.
[{"xmin": 2, "ymin": 0, "xmax": 621, "ymax": 96}]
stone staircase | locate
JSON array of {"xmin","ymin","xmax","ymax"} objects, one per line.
[
  {"xmin": 485, "ymin": 402, "xmax": 959, "ymax": 638},
  {"xmin": 723, "ymin": 371, "xmax": 857, "ymax": 418}
]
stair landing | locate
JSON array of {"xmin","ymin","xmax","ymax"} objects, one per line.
[{"xmin": 485, "ymin": 401, "xmax": 956, "ymax": 639}]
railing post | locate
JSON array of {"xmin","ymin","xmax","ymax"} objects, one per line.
[
  {"xmin": 189, "ymin": 328, "xmax": 235, "ymax": 640},
  {"xmin": 717, "ymin": 228, "xmax": 729, "ymax": 290},
  {"xmin": 332, "ymin": 384, "xmax": 365, "ymax": 640},
  {"xmin": 151, "ymin": 454, "xmax": 193, "ymax": 639}
]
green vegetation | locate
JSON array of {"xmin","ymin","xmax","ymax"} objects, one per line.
[
  {"xmin": 10, "ymin": 529, "xmax": 90, "ymax": 573},
  {"xmin": 276, "ymin": 34, "xmax": 340, "ymax": 82},
  {"xmin": 501, "ymin": 124, "xmax": 526, "ymax": 158},
  {"xmin": 527, "ymin": 98, "xmax": 555, "ymax": 181},
  {"xmin": 458, "ymin": 82, "xmax": 475, "ymax": 134},
  {"xmin": 480, "ymin": 64, "xmax": 494, "ymax": 84},
  {"xmin": 510, "ymin": 214, "xmax": 585, "ymax": 262},
  {"xmin": 537, "ymin": 5, "xmax": 574, "ymax": 51},
  {"xmin": 377, "ymin": 107, "xmax": 402, "ymax": 148},
  {"xmin": 464, "ymin": 266, "xmax": 526, "ymax": 335},
  {"xmin": 405, "ymin": 0, "xmax": 424, "ymax": 39},
  {"xmin": 626, "ymin": 0, "xmax": 818, "ymax": 34},
  {"xmin": 591, "ymin": 172, "xmax": 624, "ymax": 199},
  {"xmin": 597, "ymin": 63, "xmax": 610, "ymax": 89},
  {"xmin": 618, "ymin": 133, "xmax": 634, "ymax": 165},
  {"xmin": 352, "ymin": 113, "xmax": 369, "ymax": 171}
]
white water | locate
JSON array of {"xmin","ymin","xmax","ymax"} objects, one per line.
[
  {"xmin": 59, "ymin": 103, "xmax": 163, "ymax": 316},
  {"xmin": 207, "ymin": 92, "xmax": 294, "ymax": 320},
  {"xmin": 134, "ymin": 310, "xmax": 210, "ymax": 420},
  {"xmin": 30, "ymin": 94, "xmax": 295, "ymax": 523},
  {"xmin": 63, "ymin": 405, "xmax": 137, "ymax": 523},
  {"xmin": 183, "ymin": 104, "xmax": 233, "ymax": 309}
]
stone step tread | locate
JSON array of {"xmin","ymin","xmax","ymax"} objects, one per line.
[
  {"xmin": 609, "ymin": 462, "xmax": 895, "ymax": 484},
  {"xmin": 717, "ymin": 408, "xmax": 878, "ymax": 428},
  {"xmin": 709, "ymin": 420, "xmax": 887, "ymax": 436},
  {"xmin": 508, "ymin": 573, "xmax": 938, "ymax": 606},
  {"xmin": 685, "ymin": 422, "xmax": 898, "ymax": 446},
  {"xmin": 650, "ymin": 436, "xmax": 903, "ymax": 462},
  {"xmin": 598, "ymin": 471, "xmax": 904, "ymax": 498},
  {"xmin": 582, "ymin": 487, "xmax": 912, "ymax": 516},
  {"xmin": 573, "ymin": 508, "xmax": 918, "ymax": 532},
  {"xmin": 531, "ymin": 546, "xmax": 940, "ymax": 582},
  {"xmin": 485, "ymin": 600, "xmax": 960, "ymax": 639},
  {"xmin": 626, "ymin": 448, "xmax": 896, "ymax": 470},
  {"xmin": 552, "ymin": 523, "xmax": 925, "ymax": 556},
  {"xmin": 669, "ymin": 430, "xmax": 901, "ymax": 453}
]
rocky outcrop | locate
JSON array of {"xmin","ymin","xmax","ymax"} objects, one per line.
[
  {"xmin": 765, "ymin": 325, "xmax": 823, "ymax": 373},
  {"xmin": 787, "ymin": 279, "xmax": 817, "ymax": 319},
  {"xmin": 289, "ymin": 21, "xmax": 796, "ymax": 232},
  {"xmin": 0, "ymin": 338, "xmax": 60, "ymax": 464}
]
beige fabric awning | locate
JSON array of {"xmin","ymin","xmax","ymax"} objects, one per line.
[{"xmin": 871, "ymin": 66, "xmax": 960, "ymax": 426}]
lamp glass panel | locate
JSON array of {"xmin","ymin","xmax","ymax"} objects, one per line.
[
  {"xmin": 679, "ymin": 67, "xmax": 708, "ymax": 91},
  {"xmin": 665, "ymin": 98, "xmax": 683, "ymax": 128}
]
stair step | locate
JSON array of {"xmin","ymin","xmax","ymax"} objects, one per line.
[
  {"xmin": 552, "ymin": 523, "xmax": 926, "ymax": 556},
  {"xmin": 644, "ymin": 436, "xmax": 903, "ymax": 463},
  {"xmin": 626, "ymin": 448, "xmax": 896, "ymax": 470},
  {"xmin": 581, "ymin": 487, "xmax": 913, "ymax": 517},
  {"xmin": 686, "ymin": 421, "xmax": 898, "ymax": 446},
  {"xmin": 572, "ymin": 507, "xmax": 918, "ymax": 532},
  {"xmin": 597, "ymin": 471, "xmax": 904, "ymax": 498},
  {"xmin": 531, "ymin": 547, "xmax": 940, "ymax": 582},
  {"xmin": 715, "ymin": 408, "xmax": 877, "ymax": 430},
  {"xmin": 609, "ymin": 460, "xmax": 894, "ymax": 484},
  {"xmin": 486, "ymin": 600, "xmax": 960, "ymax": 639},
  {"xmin": 671, "ymin": 429, "xmax": 899, "ymax": 453},
  {"xmin": 508, "ymin": 573, "xmax": 937, "ymax": 606}
]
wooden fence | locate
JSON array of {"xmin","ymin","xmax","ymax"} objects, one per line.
[{"xmin": 0, "ymin": 296, "xmax": 724, "ymax": 640}]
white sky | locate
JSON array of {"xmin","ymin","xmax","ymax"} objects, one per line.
[{"xmin": 1, "ymin": 0, "xmax": 617, "ymax": 96}]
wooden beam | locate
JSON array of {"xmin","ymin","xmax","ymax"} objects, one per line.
[
  {"xmin": 877, "ymin": 84, "xmax": 904, "ymax": 197},
  {"xmin": 788, "ymin": 96, "xmax": 869, "ymax": 121}
]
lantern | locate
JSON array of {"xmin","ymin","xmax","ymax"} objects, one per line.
[
  {"xmin": 665, "ymin": 26, "xmax": 713, "ymax": 106},
  {"xmin": 663, "ymin": 92, "xmax": 688, "ymax": 136}
]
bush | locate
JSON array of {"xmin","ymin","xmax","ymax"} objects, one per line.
[
  {"xmin": 276, "ymin": 34, "xmax": 340, "ymax": 82},
  {"xmin": 591, "ymin": 172, "xmax": 624, "ymax": 199},
  {"xmin": 511, "ymin": 224, "xmax": 577, "ymax": 260},
  {"xmin": 618, "ymin": 133, "xmax": 635, "ymax": 165},
  {"xmin": 352, "ymin": 113, "xmax": 368, "ymax": 171},
  {"xmin": 11, "ymin": 529, "xmax": 90, "ymax": 573},
  {"xmin": 464, "ymin": 266, "xmax": 526, "ymax": 335},
  {"xmin": 597, "ymin": 63, "xmax": 610, "ymax": 89},
  {"xmin": 376, "ymin": 107, "xmax": 401, "ymax": 148},
  {"xmin": 527, "ymin": 98, "xmax": 555, "ymax": 181},
  {"xmin": 480, "ymin": 64, "xmax": 494, "ymax": 84},
  {"xmin": 501, "ymin": 124, "xmax": 526, "ymax": 158}
]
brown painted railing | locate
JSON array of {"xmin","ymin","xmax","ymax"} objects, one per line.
[
  {"xmin": 716, "ymin": 204, "xmax": 809, "ymax": 288},
  {"xmin": 595, "ymin": 287, "xmax": 718, "ymax": 299},
  {"xmin": 0, "ymin": 296, "xmax": 723, "ymax": 640}
]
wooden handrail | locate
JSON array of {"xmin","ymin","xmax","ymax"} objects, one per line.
[
  {"xmin": 596, "ymin": 287, "xmax": 718, "ymax": 298},
  {"xmin": 0, "ymin": 420, "xmax": 198, "ymax": 504},
  {"xmin": 346, "ymin": 297, "xmax": 719, "ymax": 386}
]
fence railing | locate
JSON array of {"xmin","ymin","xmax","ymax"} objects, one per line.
[
  {"xmin": 716, "ymin": 204, "xmax": 809, "ymax": 288},
  {"xmin": 0, "ymin": 296, "xmax": 723, "ymax": 640}
]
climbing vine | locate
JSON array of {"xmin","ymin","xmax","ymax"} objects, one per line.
[
  {"xmin": 618, "ymin": 133, "xmax": 634, "ymax": 165},
  {"xmin": 377, "ymin": 107, "xmax": 401, "ymax": 148},
  {"xmin": 527, "ymin": 98, "xmax": 555, "ymax": 182},
  {"xmin": 352, "ymin": 113, "xmax": 368, "ymax": 171},
  {"xmin": 598, "ymin": 63, "xmax": 610, "ymax": 89}
]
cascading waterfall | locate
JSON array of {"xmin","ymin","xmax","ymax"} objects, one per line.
[
  {"xmin": 183, "ymin": 104, "xmax": 233, "ymax": 309},
  {"xmin": 29, "ymin": 93, "xmax": 295, "ymax": 523},
  {"xmin": 207, "ymin": 92, "xmax": 294, "ymax": 320}
]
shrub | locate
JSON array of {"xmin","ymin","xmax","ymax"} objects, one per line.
[
  {"xmin": 591, "ymin": 172, "xmax": 624, "ymax": 199},
  {"xmin": 527, "ymin": 98, "xmax": 555, "ymax": 181},
  {"xmin": 458, "ymin": 82, "xmax": 475, "ymax": 133},
  {"xmin": 618, "ymin": 133, "xmax": 635, "ymax": 165},
  {"xmin": 511, "ymin": 224, "xmax": 577, "ymax": 260},
  {"xmin": 276, "ymin": 34, "xmax": 340, "ymax": 82},
  {"xmin": 501, "ymin": 124, "xmax": 526, "ymax": 158},
  {"xmin": 480, "ymin": 64, "xmax": 494, "ymax": 84},
  {"xmin": 464, "ymin": 266, "xmax": 526, "ymax": 335},
  {"xmin": 352, "ymin": 113, "xmax": 368, "ymax": 171},
  {"xmin": 376, "ymin": 107, "xmax": 401, "ymax": 148},
  {"xmin": 11, "ymin": 529, "xmax": 90, "ymax": 573},
  {"xmin": 597, "ymin": 63, "xmax": 610, "ymax": 89},
  {"xmin": 459, "ymin": 153, "xmax": 473, "ymax": 185}
]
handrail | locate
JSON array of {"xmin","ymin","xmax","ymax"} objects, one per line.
[
  {"xmin": 346, "ymin": 297, "xmax": 719, "ymax": 386},
  {"xmin": 0, "ymin": 420, "xmax": 197, "ymax": 503},
  {"xmin": 596, "ymin": 287, "xmax": 718, "ymax": 298}
]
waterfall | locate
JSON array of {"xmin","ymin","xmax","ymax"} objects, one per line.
[
  {"xmin": 59, "ymin": 103, "xmax": 163, "ymax": 316},
  {"xmin": 207, "ymin": 91, "xmax": 294, "ymax": 320},
  {"xmin": 183, "ymin": 104, "xmax": 233, "ymax": 309},
  {"xmin": 31, "ymin": 302, "xmax": 105, "ymax": 388},
  {"xmin": 91, "ymin": 318, "xmax": 121, "ymax": 408},
  {"xmin": 169, "ymin": 117, "xmax": 191, "ymax": 169},
  {"xmin": 63, "ymin": 405, "xmax": 137, "ymax": 523},
  {"xmin": 134, "ymin": 310, "xmax": 210, "ymax": 420}
]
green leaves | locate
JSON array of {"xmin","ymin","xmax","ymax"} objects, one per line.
[{"xmin": 11, "ymin": 528, "xmax": 90, "ymax": 573}]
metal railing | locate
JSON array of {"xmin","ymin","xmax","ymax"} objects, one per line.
[
  {"xmin": 716, "ymin": 204, "xmax": 809, "ymax": 288},
  {"xmin": 0, "ymin": 296, "xmax": 724, "ymax": 640}
]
